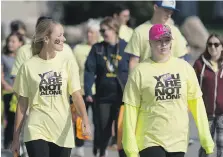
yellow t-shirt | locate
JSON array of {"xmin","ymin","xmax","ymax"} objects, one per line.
[
  {"xmin": 11, "ymin": 43, "xmax": 74, "ymax": 76},
  {"xmin": 119, "ymin": 25, "xmax": 133, "ymax": 42},
  {"xmin": 73, "ymin": 44, "xmax": 96, "ymax": 95},
  {"xmin": 13, "ymin": 52, "xmax": 81, "ymax": 147},
  {"xmin": 123, "ymin": 57, "xmax": 202, "ymax": 152},
  {"xmin": 210, "ymin": 60, "xmax": 218, "ymax": 72},
  {"xmin": 125, "ymin": 21, "xmax": 188, "ymax": 62}
]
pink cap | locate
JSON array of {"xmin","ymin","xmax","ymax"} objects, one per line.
[{"xmin": 149, "ymin": 24, "xmax": 173, "ymax": 41}]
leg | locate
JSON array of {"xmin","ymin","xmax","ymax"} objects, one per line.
[
  {"xmin": 49, "ymin": 142, "xmax": 71, "ymax": 157},
  {"xmin": 216, "ymin": 115, "xmax": 223, "ymax": 157},
  {"xmin": 5, "ymin": 111, "xmax": 15, "ymax": 148},
  {"xmin": 109, "ymin": 105, "xmax": 120, "ymax": 149},
  {"xmin": 139, "ymin": 146, "xmax": 166, "ymax": 157},
  {"xmin": 118, "ymin": 149, "xmax": 127, "ymax": 157},
  {"xmin": 3, "ymin": 93, "xmax": 13, "ymax": 149},
  {"xmin": 91, "ymin": 95, "xmax": 100, "ymax": 156},
  {"xmin": 25, "ymin": 139, "xmax": 50, "ymax": 157},
  {"xmin": 98, "ymin": 103, "xmax": 114, "ymax": 156},
  {"xmin": 199, "ymin": 117, "xmax": 216, "ymax": 157}
]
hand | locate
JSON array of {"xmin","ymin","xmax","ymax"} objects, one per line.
[
  {"xmin": 11, "ymin": 136, "xmax": 20, "ymax": 156},
  {"xmin": 86, "ymin": 96, "xmax": 93, "ymax": 103},
  {"xmin": 82, "ymin": 122, "xmax": 91, "ymax": 137}
]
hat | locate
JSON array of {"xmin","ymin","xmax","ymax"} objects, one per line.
[
  {"xmin": 149, "ymin": 24, "xmax": 173, "ymax": 41},
  {"xmin": 155, "ymin": 0, "xmax": 180, "ymax": 12}
]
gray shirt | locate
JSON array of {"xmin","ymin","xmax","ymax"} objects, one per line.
[{"xmin": 1, "ymin": 54, "xmax": 15, "ymax": 86}]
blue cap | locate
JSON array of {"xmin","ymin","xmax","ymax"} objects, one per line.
[{"xmin": 155, "ymin": 0, "xmax": 180, "ymax": 12}]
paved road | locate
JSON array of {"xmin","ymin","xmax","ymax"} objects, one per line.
[{"xmin": 1, "ymin": 112, "xmax": 217, "ymax": 157}]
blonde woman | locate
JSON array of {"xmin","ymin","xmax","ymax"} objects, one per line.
[
  {"xmin": 10, "ymin": 19, "xmax": 91, "ymax": 157},
  {"xmin": 84, "ymin": 17, "xmax": 130, "ymax": 157}
]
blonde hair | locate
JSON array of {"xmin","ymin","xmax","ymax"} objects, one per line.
[
  {"xmin": 100, "ymin": 17, "xmax": 121, "ymax": 35},
  {"xmin": 31, "ymin": 19, "xmax": 59, "ymax": 56}
]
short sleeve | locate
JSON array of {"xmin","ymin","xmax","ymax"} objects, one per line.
[
  {"xmin": 124, "ymin": 30, "xmax": 141, "ymax": 57},
  {"xmin": 67, "ymin": 59, "xmax": 81, "ymax": 95},
  {"xmin": 63, "ymin": 43, "xmax": 76, "ymax": 59},
  {"xmin": 13, "ymin": 64, "xmax": 29, "ymax": 97},
  {"xmin": 186, "ymin": 63, "xmax": 203, "ymax": 100},
  {"xmin": 11, "ymin": 45, "xmax": 32, "ymax": 76},
  {"xmin": 123, "ymin": 68, "xmax": 141, "ymax": 107}
]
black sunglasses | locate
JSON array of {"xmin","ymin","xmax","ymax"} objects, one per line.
[
  {"xmin": 100, "ymin": 27, "xmax": 112, "ymax": 34},
  {"xmin": 100, "ymin": 29, "xmax": 107, "ymax": 34},
  {"xmin": 207, "ymin": 42, "xmax": 221, "ymax": 48}
]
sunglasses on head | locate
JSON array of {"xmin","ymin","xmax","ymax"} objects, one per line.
[{"xmin": 207, "ymin": 42, "xmax": 221, "ymax": 48}]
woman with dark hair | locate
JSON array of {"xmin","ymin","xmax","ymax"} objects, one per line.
[
  {"xmin": 84, "ymin": 17, "xmax": 130, "ymax": 157},
  {"xmin": 1, "ymin": 32, "xmax": 24, "ymax": 149},
  {"xmin": 193, "ymin": 34, "xmax": 223, "ymax": 157}
]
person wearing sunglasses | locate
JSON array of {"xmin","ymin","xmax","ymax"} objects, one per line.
[
  {"xmin": 193, "ymin": 34, "xmax": 223, "ymax": 157},
  {"xmin": 84, "ymin": 17, "xmax": 130, "ymax": 157},
  {"xmin": 122, "ymin": 24, "xmax": 214, "ymax": 157}
]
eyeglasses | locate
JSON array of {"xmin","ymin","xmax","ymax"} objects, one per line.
[
  {"xmin": 207, "ymin": 42, "xmax": 221, "ymax": 48},
  {"xmin": 100, "ymin": 28, "xmax": 112, "ymax": 34},
  {"xmin": 100, "ymin": 29, "xmax": 107, "ymax": 34}
]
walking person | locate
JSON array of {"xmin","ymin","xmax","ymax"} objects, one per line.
[
  {"xmin": 193, "ymin": 34, "xmax": 223, "ymax": 157},
  {"xmin": 84, "ymin": 17, "xmax": 130, "ymax": 157},
  {"xmin": 125, "ymin": 0, "xmax": 188, "ymax": 70},
  {"xmin": 112, "ymin": 4, "xmax": 133, "ymax": 42},
  {"xmin": 10, "ymin": 19, "xmax": 91, "ymax": 157},
  {"xmin": 122, "ymin": 24, "xmax": 214, "ymax": 157},
  {"xmin": 73, "ymin": 18, "xmax": 101, "ymax": 157},
  {"xmin": 1, "ymin": 32, "xmax": 24, "ymax": 149}
]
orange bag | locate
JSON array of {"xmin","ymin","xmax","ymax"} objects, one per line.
[
  {"xmin": 70, "ymin": 103, "xmax": 91, "ymax": 140},
  {"xmin": 117, "ymin": 105, "xmax": 124, "ymax": 150},
  {"xmin": 76, "ymin": 117, "xmax": 91, "ymax": 140}
]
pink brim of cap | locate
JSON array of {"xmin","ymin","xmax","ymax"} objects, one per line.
[{"xmin": 150, "ymin": 33, "xmax": 173, "ymax": 41}]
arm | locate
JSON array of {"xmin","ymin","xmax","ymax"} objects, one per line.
[
  {"xmin": 71, "ymin": 90, "xmax": 90, "ymax": 128},
  {"xmin": 13, "ymin": 96, "xmax": 28, "ymax": 140},
  {"xmin": 1, "ymin": 64, "xmax": 13, "ymax": 91},
  {"xmin": 84, "ymin": 46, "xmax": 97, "ymax": 97},
  {"xmin": 129, "ymin": 55, "xmax": 139, "ymax": 71},
  {"xmin": 125, "ymin": 30, "xmax": 141, "ymax": 71},
  {"xmin": 67, "ymin": 58, "xmax": 91, "ymax": 135},
  {"xmin": 188, "ymin": 98, "xmax": 214, "ymax": 154},
  {"xmin": 122, "ymin": 68, "xmax": 141, "ymax": 157},
  {"xmin": 123, "ymin": 104, "xmax": 139, "ymax": 157},
  {"xmin": 186, "ymin": 62, "xmax": 214, "ymax": 153}
]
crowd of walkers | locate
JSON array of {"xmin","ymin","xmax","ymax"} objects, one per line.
[{"xmin": 1, "ymin": 1, "xmax": 222, "ymax": 157}]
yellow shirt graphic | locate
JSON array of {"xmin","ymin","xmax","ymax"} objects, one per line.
[
  {"xmin": 13, "ymin": 52, "xmax": 81, "ymax": 147},
  {"xmin": 119, "ymin": 25, "xmax": 133, "ymax": 42},
  {"xmin": 73, "ymin": 44, "xmax": 96, "ymax": 95},
  {"xmin": 125, "ymin": 21, "xmax": 188, "ymax": 62},
  {"xmin": 122, "ymin": 57, "xmax": 203, "ymax": 153},
  {"xmin": 11, "ymin": 43, "xmax": 74, "ymax": 76}
]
